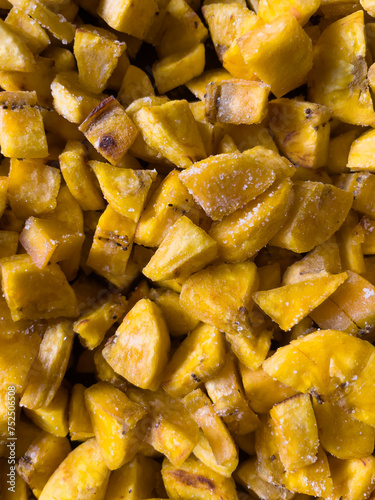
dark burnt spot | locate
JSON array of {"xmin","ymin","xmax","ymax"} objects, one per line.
[
  {"xmin": 194, "ymin": 21, "xmax": 198, "ymax": 28},
  {"xmin": 171, "ymin": 470, "xmax": 215, "ymax": 490},
  {"xmin": 99, "ymin": 135, "xmax": 116, "ymax": 151},
  {"xmin": 112, "ymin": 315, "xmax": 117, "ymax": 320},
  {"xmin": 305, "ymin": 108, "xmax": 311, "ymax": 116},
  {"xmin": 270, "ymin": 454, "xmax": 276, "ymax": 462},
  {"xmin": 191, "ymin": 373, "xmax": 200, "ymax": 382},
  {"xmin": 85, "ymin": 96, "xmax": 115, "ymax": 122},
  {"xmin": 238, "ymin": 306, "xmax": 247, "ymax": 314},
  {"xmin": 313, "ymin": 125, "xmax": 319, "ymax": 131},
  {"xmin": 311, "ymin": 389, "xmax": 324, "ymax": 404}
]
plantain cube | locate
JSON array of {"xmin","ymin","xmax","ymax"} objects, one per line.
[
  {"xmin": 16, "ymin": 432, "xmax": 71, "ymax": 498},
  {"xmin": 179, "ymin": 151, "xmax": 275, "ymax": 220},
  {"xmin": 51, "ymin": 71, "xmax": 102, "ymax": 124},
  {"xmin": 87, "ymin": 205, "xmax": 137, "ymax": 289},
  {"xmin": 5, "ymin": 7, "xmax": 50, "ymax": 55},
  {"xmin": 59, "ymin": 141, "xmax": 105, "ymax": 211},
  {"xmin": 179, "ymin": 260, "xmax": 259, "ymax": 337},
  {"xmin": 102, "ymin": 298, "xmax": 170, "ymax": 390},
  {"xmin": 0, "ymin": 18, "xmax": 35, "ymax": 72},
  {"xmin": 98, "ymin": 0, "xmax": 158, "ymax": 39},
  {"xmin": 85, "ymin": 382, "xmax": 147, "ymax": 470},
  {"xmin": 0, "ymin": 91, "xmax": 48, "ymax": 158},
  {"xmin": 142, "ymin": 215, "xmax": 218, "ymax": 282},
  {"xmin": 270, "ymin": 181, "xmax": 353, "ymax": 253},
  {"xmin": 205, "ymin": 79, "xmax": 270, "ymax": 125},
  {"xmin": 234, "ymin": 13, "xmax": 313, "ymax": 97},
  {"xmin": 0, "ymin": 254, "xmax": 78, "ymax": 321},
  {"xmin": 153, "ymin": 43, "xmax": 205, "ymax": 94},
  {"xmin": 8, "ymin": 158, "xmax": 60, "ymax": 219},
  {"xmin": 79, "ymin": 96, "xmax": 138, "ymax": 165},
  {"xmin": 308, "ymin": 11, "xmax": 375, "ymax": 126},
  {"xmin": 268, "ymin": 98, "xmax": 331, "ymax": 169},
  {"xmin": 202, "ymin": 3, "xmax": 258, "ymax": 62},
  {"xmin": 117, "ymin": 65, "xmax": 154, "ymax": 108},
  {"xmin": 162, "ymin": 323, "xmax": 225, "ymax": 398},
  {"xmin": 68, "ymin": 384, "xmax": 95, "ymax": 442},
  {"xmin": 37, "ymin": 439, "xmax": 110, "ymax": 500},
  {"xmin": 90, "ymin": 160, "xmax": 157, "ymax": 221},
  {"xmin": 210, "ymin": 178, "xmax": 294, "ymax": 262},
  {"xmin": 74, "ymin": 25, "xmax": 126, "ymax": 94},
  {"xmin": 133, "ymin": 99, "xmax": 206, "ymax": 168},
  {"xmin": 347, "ymin": 128, "xmax": 375, "ymax": 172}
]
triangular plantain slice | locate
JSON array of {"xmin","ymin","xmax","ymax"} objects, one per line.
[{"xmin": 253, "ymin": 271, "xmax": 348, "ymax": 331}]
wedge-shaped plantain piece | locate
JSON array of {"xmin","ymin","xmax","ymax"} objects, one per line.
[
  {"xmin": 51, "ymin": 72, "xmax": 102, "ymax": 124},
  {"xmin": 87, "ymin": 206, "xmax": 136, "ymax": 289},
  {"xmin": 98, "ymin": 0, "xmax": 158, "ymax": 39},
  {"xmin": 42, "ymin": 46, "xmax": 76, "ymax": 73},
  {"xmin": 162, "ymin": 456, "xmax": 238, "ymax": 500},
  {"xmin": 235, "ymin": 457, "xmax": 294, "ymax": 500},
  {"xmin": 0, "ymin": 18, "xmax": 34, "ymax": 71},
  {"xmin": 79, "ymin": 96, "xmax": 139, "ymax": 165},
  {"xmin": 205, "ymin": 352, "xmax": 259, "ymax": 435},
  {"xmin": 1, "ymin": 255, "xmax": 78, "ymax": 321},
  {"xmin": 327, "ymin": 455, "xmax": 375, "ymax": 500},
  {"xmin": 180, "ymin": 261, "xmax": 258, "ymax": 337},
  {"xmin": 8, "ymin": 159, "xmax": 60, "ymax": 219},
  {"xmin": 162, "ymin": 323, "xmax": 225, "ymax": 398},
  {"xmin": 0, "ymin": 327, "xmax": 41, "ymax": 393},
  {"xmin": 189, "ymin": 99, "xmax": 223, "ymax": 158},
  {"xmin": 282, "ymin": 237, "xmax": 342, "ymax": 285},
  {"xmin": 148, "ymin": 288, "xmax": 200, "ymax": 336},
  {"xmin": 257, "ymin": 0, "xmax": 320, "ymax": 24},
  {"xmin": 133, "ymin": 386, "xmax": 199, "ymax": 466},
  {"xmin": 225, "ymin": 319, "xmax": 273, "ymax": 371},
  {"xmin": 179, "ymin": 152, "xmax": 275, "ymax": 220},
  {"xmin": 133, "ymin": 100, "xmax": 206, "ymax": 168},
  {"xmin": 270, "ymin": 181, "xmax": 353, "ymax": 253},
  {"xmin": 5, "ymin": 7, "xmax": 50, "ymax": 55},
  {"xmin": 270, "ymin": 393, "xmax": 319, "ymax": 471},
  {"xmin": 283, "ymin": 446, "xmax": 333, "ymax": 497},
  {"xmin": 105, "ymin": 456, "xmax": 161, "ymax": 500},
  {"xmin": 0, "ymin": 90, "xmax": 48, "ymax": 158},
  {"xmin": 234, "ymin": 13, "xmax": 312, "ymax": 97},
  {"xmin": 240, "ymin": 364, "xmax": 298, "ymax": 414},
  {"xmin": 268, "ymin": 99, "xmax": 331, "ymax": 169},
  {"xmin": 38, "ymin": 438, "xmax": 110, "ymax": 500},
  {"xmin": 205, "ymin": 79, "xmax": 270, "ymax": 125},
  {"xmin": 183, "ymin": 389, "xmax": 238, "ymax": 473},
  {"xmin": 90, "ymin": 161, "xmax": 157, "ymax": 222},
  {"xmin": 102, "ymin": 298, "xmax": 170, "ymax": 390},
  {"xmin": 329, "ymin": 270, "xmax": 375, "ymax": 330},
  {"xmin": 143, "ymin": 216, "xmax": 218, "ymax": 282},
  {"xmin": 85, "ymin": 382, "xmax": 147, "ymax": 470},
  {"xmin": 210, "ymin": 179, "xmax": 294, "ymax": 262},
  {"xmin": 308, "ymin": 11, "xmax": 375, "ymax": 126},
  {"xmin": 69, "ymin": 384, "xmax": 95, "ymax": 442},
  {"xmin": 202, "ymin": 2, "xmax": 258, "ymax": 61},
  {"xmin": 74, "ymin": 25, "xmax": 126, "ymax": 94},
  {"xmin": 73, "ymin": 294, "xmax": 127, "ymax": 350},
  {"xmin": 20, "ymin": 185, "xmax": 84, "ymax": 269},
  {"xmin": 59, "ymin": 141, "xmax": 105, "ymax": 211},
  {"xmin": 253, "ymin": 271, "xmax": 348, "ymax": 331},
  {"xmin": 263, "ymin": 329, "xmax": 375, "ymax": 426},
  {"xmin": 313, "ymin": 399, "xmax": 375, "ymax": 460},
  {"xmin": 153, "ymin": 43, "xmax": 205, "ymax": 94},
  {"xmin": 118, "ymin": 65, "xmax": 154, "ymax": 108},
  {"xmin": 11, "ymin": 0, "xmax": 75, "ymax": 43},
  {"xmin": 186, "ymin": 68, "xmax": 231, "ymax": 100},
  {"xmin": 347, "ymin": 128, "xmax": 375, "ymax": 172},
  {"xmin": 16, "ymin": 432, "xmax": 71, "ymax": 498},
  {"xmin": 20, "ymin": 320, "xmax": 74, "ymax": 410},
  {"xmin": 336, "ymin": 172, "xmax": 375, "ymax": 218},
  {"xmin": 326, "ymin": 129, "xmax": 359, "ymax": 175},
  {"xmin": 25, "ymin": 385, "xmax": 69, "ymax": 437},
  {"xmin": 157, "ymin": 0, "xmax": 208, "ymax": 58}
]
